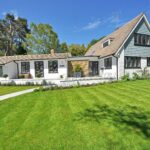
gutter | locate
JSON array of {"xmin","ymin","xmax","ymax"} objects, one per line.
[{"xmin": 113, "ymin": 55, "xmax": 119, "ymax": 80}]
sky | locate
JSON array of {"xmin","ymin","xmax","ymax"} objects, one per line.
[{"xmin": 0, "ymin": 0, "xmax": 150, "ymax": 45}]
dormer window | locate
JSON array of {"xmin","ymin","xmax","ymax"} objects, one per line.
[
  {"xmin": 103, "ymin": 41, "xmax": 109, "ymax": 48},
  {"xmin": 102, "ymin": 38, "xmax": 113, "ymax": 48}
]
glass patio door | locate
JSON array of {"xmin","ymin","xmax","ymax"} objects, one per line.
[
  {"xmin": 89, "ymin": 61, "xmax": 99, "ymax": 76},
  {"xmin": 35, "ymin": 61, "xmax": 44, "ymax": 78}
]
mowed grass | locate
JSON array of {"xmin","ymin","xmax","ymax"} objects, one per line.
[
  {"xmin": 0, "ymin": 86, "xmax": 37, "ymax": 96},
  {"xmin": 0, "ymin": 80, "xmax": 150, "ymax": 150}
]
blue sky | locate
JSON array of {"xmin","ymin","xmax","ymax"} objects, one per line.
[{"xmin": 0, "ymin": 0, "xmax": 150, "ymax": 45}]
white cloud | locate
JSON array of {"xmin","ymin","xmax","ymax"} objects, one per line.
[
  {"xmin": 80, "ymin": 12, "xmax": 122, "ymax": 31},
  {"xmin": 109, "ymin": 15, "xmax": 121, "ymax": 24},
  {"xmin": 82, "ymin": 20, "xmax": 101, "ymax": 30},
  {"xmin": 2, "ymin": 10, "xmax": 19, "ymax": 19}
]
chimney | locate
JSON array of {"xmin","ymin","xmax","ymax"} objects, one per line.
[{"xmin": 50, "ymin": 49, "xmax": 55, "ymax": 56}]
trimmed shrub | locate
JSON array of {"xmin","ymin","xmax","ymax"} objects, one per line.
[
  {"xmin": 141, "ymin": 67, "xmax": 150, "ymax": 79},
  {"xmin": 121, "ymin": 74, "xmax": 130, "ymax": 81},
  {"xmin": 132, "ymin": 72, "xmax": 141, "ymax": 80},
  {"xmin": 3, "ymin": 74, "xmax": 8, "ymax": 78}
]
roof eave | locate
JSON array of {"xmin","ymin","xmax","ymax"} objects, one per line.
[{"xmin": 115, "ymin": 14, "xmax": 146, "ymax": 56}]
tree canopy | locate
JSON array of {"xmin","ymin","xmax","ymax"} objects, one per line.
[
  {"xmin": 68, "ymin": 44, "xmax": 86, "ymax": 56},
  {"xmin": 86, "ymin": 36, "xmax": 105, "ymax": 50},
  {"xmin": 0, "ymin": 13, "xmax": 30, "ymax": 56},
  {"xmin": 0, "ymin": 12, "xmax": 105, "ymax": 57},
  {"xmin": 26, "ymin": 23, "xmax": 60, "ymax": 54},
  {"xmin": 60, "ymin": 42, "xmax": 68, "ymax": 53}
]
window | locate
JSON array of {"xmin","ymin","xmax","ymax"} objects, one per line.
[
  {"xmin": 125, "ymin": 57, "xmax": 141, "ymax": 68},
  {"xmin": 0, "ymin": 66, "xmax": 3, "ymax": 77},
  {"xmin": 103, "ymin": 41, "xmax": 109, "ymax": 48},
  {"xmin": 21, "ymin": 62, "xmax": 30, "ymax": 74},
  {"xmin": 134, "ymin": 33, "xmax": 150, "ymax": 46},
  {"xmin": 48, "ymin": 60, "xmax": 58, "ymax": 73},
  {"xmin": 104, "ymin": 57, "xmax": 112, "ymax": 69},
  {"xmin": 147, "ymin": 58, "xmax": 150, "ymax": 66}
]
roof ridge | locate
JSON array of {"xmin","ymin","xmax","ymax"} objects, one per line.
[
  {"xmin": 90, "ymin": 13, "xmax": 144, "ymax": 49},
  {"xmin": 85, "ymin": 13, "xmax": 145, "ymax": 57}
]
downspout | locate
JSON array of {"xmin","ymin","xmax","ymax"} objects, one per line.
[
  {"xmin": 113, "ymin": 55, "xmax": 119, "ymax": 80},
  {"xmin": 98, "ymin": 56, "xmax": 101, "ymax": 77},
  {"xmin": 14, "ymin": 61, "xmax": 19, "ymax": 79}
]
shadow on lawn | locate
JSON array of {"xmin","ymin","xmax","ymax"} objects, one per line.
[{"xmin": 74, "ymin": 104, "xmax": 150, "ymax": 138}]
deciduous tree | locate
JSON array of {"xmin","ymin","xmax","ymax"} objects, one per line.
[{"xmin": 26, "ymin": 23, "xmax": 60, "ymax": 54}]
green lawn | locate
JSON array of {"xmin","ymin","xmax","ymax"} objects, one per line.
[
  {"xmin": 0, "ymin": 80, "xmax": 150, "ymax": 150},
  {"xmin": 0, "ymin": 86, "xmax": 37, "ymax": 96}
]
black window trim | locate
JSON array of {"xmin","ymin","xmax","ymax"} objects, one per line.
[
  {"xmin": 125, "ymin": 56, "xmax": 141, "ymax": 69},
  {"xmin": 21, "ymin": 62, "xmax": 30, "ymax": 74},
  {"xmin": 147, "ymin": 57, "xmax": 150, "ymax": 66},
  {"xmin": 134, "ymin": 33, "xmax": 150, "ymax": 47},
  {"xmin": 0, "ymin": 66, "xmax": 3, "ymax": 77},
  {"xmin": 104, "ymin": 57, "xmax": 112, "ymax": 69},
  {"xmin": 48, "ymin": 60, "xmax": 58, "ymax": 73},
  {"xmin": 34, "ymin": 61, "xmax": 44, "ymax": 78}
]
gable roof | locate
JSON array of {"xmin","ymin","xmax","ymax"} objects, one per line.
[
  {"xmin": 85, "ymin": 13, "xmax": 146, "ymax": 57},
  {"xmin": 0, "ymin": 53, "xmax": 71, "ymax": 65}
]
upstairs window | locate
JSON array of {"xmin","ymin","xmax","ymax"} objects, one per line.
[
  {"xmin": 0, "ymin": 66, "xmax": 3, "ymax": 77},
  {"xmin": 21, "ymin": 62, "xmax": 30, "ymax": 74},
  {"xmin": 48, "ymin": 60, "xmax": 58, "ymax": 73},
  {"xmin": 103, "ymin": 41, "xmax": 109, "ymax": 48},
  {"xmin": 134, "ymin": 33, "xmax": 150, "ymax": 46},
  {"xmin": 104, "ymin": 57, "xmax": 112, "ymax": 69},
  {"xmin": 125, "ymin": 57, "xmax": 141, "ymax": 69}
]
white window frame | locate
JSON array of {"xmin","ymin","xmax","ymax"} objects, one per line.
[{"xmin": 102, "ymin": 39, "xmax": 111, "ymax": 48}]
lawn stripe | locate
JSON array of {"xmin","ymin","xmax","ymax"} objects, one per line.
[
  {"xmin": 0, "ymin": 92, "xmax": 41, "ymax": 149},
  {"xmin": 45, "ymin": 90, "xmax": 89, "ymax": 150},
  {"xmin": 110, "ymin": 83, "xmax": 150, "ymax": 106},
  {"xmin": 6, "ymin": 92, "xmax": 56, "ymax": 149},
  {"xmin": 64, "ymin": 88, "xmax": 110, "ymax": 149}
]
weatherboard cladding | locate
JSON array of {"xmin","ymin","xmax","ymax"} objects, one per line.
[{"xmin": 124, "ymin": 19, "xmax": 150, "ymax": 57}]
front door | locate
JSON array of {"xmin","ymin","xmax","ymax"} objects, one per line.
[
  {"xmin": 89, "ymin": 61, "xmax": 99, "ymax": 76},
  {"xmin": 35, "ymin": 61, "xmax": 44, "ymax": 78}
]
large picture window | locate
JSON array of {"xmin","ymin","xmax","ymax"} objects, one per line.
[
  {"xmin": 125, "ymin": 57, "xmax": 141, "ymax": 68},
  {"xmin": 104, "ymin": 57, "xmax": 112, "ymax": 69},
  {"xmin": 21, "ymin": 62, "xmax": 30, "ymax": 74},
  {"xmin": 0, "ymin": 66, "xmax": 3, "ymax": 77},
  {"xmin": 134, "ymin": 33, "xmax": 150, "ymax": 46},
  {"xmin": 48, "ymin": 60, "xmax": 58, "ymax": 73}
]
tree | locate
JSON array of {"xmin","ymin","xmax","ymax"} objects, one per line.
[
  {"xmin": 68, "ymin": 44, "xmax": 86, "ymax": 56},
  {"xmin": 60, "ymin": 42, "xmax": 68, "ymax": 52},
  {"xmin": 87, "ymin": 36, "xmax": 105, "ymax": 50},
  {"xmin": 0, "ymin": 13, "xmax": 30, "ymax": 56},
  {"xmin": 26, "ymin": 23, "xmax": 60, "ymax": 54}
]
